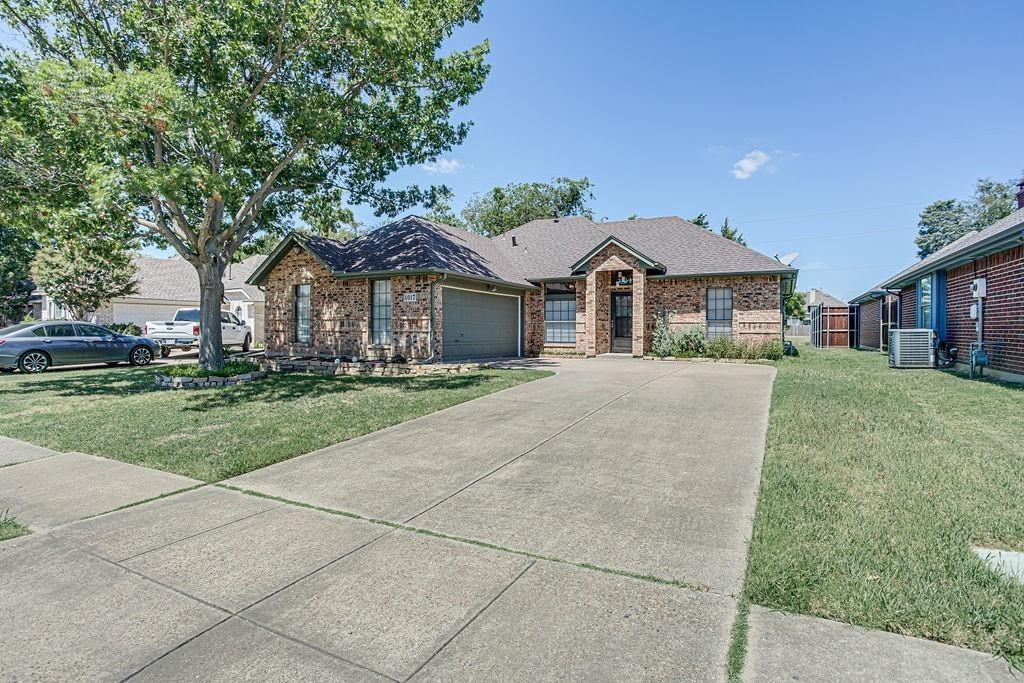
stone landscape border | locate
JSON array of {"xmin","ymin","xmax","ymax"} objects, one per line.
[
  {"xmin": 154, "ymin": 370, "xmax": 268, "ymax": 389},
  {"xmin": 259, "ymin": 357, "xmax": 492, "ymax": 377}
]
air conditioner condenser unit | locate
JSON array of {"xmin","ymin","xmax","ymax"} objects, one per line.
[{"xmin": 889, "ymin": 329, "xmax": 935, "ymax": 369}]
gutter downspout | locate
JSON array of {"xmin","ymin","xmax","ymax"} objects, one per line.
[{"xmin": 419, "ymin": 273, "xmax": 446, "ymax": 364}]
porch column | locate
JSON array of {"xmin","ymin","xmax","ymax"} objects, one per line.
[
  {"xmin": 632, "ymin": 268, "xmax": 645, "ymax": 357},
  {"xmin": 585, "ymin": 270, "xmax": 598, "ymax": 357}
]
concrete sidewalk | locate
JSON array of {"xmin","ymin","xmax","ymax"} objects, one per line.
[{"xmin": 0, "ymin": 449, "xmax": 199, "ymax": 530}]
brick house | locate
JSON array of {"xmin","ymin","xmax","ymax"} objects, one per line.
[
  {"xmin": 850, "ymin": 188, "xmax": 1024, "ymax": 380},
  {"xmin": 246, "ymin": 215, "xmax": 797, "ymax": 362}
]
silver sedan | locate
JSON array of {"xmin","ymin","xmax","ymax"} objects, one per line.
[{"xmin": 0, "ymin": 322, "xmax": 161, "ymax": 373}]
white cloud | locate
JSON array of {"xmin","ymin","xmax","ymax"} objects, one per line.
[
  {"xmin": 731, "ymin": 150, "xmax": 770, "ymax": 179},
  {"xmin": 421, "ymin": 157, "xmax": 463, "ymax": 175}
]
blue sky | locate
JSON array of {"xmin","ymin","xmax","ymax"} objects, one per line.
[
  {"xmin": 5, "ymin": 1, "xmax": 1021, "ymax": 300},
  {"xmin": 392, "ymin": 0, "xmax": 1021, "ymax": 299}
]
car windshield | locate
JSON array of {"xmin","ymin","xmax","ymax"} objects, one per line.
[
  {"xmin": 0, "ymin": 322, "xmax": 36, "ymax": 336},
  {"xmin": 173, "ymin": 309, "xmax": 201, "ymax": 322}
]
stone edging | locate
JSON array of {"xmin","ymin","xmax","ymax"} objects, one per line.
[
  {"xmin": 154, "ymin": 370, "xmax": 267, "ymax": 389},
  {"xmin": 259, "ymin": 358, "xmax": 492, "ymax": 376}
]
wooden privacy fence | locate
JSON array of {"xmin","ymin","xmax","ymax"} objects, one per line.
[{"xmin": 811, "ymin": 304, "xmax": 852, "ymax": 348}]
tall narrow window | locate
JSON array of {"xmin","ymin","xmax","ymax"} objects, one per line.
[
  {"xmin": 544, "ymin": 283, "xmax": 576, "ymax": 343},
  {"xmin": 294, "ymin": 284, "xmax": 311, "ymax": 343},
  {"xmin": 371, "ymin": 279, "xmax": 392, "ymax": 345},
  {"xmin": 918, "ymin": 275, "xmax": 932, "ymax": 329},
  {"xmin": 706, "ymin": 287, "xmax": 733, "ymax": 339}
]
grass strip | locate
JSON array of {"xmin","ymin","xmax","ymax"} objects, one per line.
[
  {"xmin": 744, "ymin": 341, "xmax": 1024, "ymax": 669},
  {"xmin": 80, "ymin": 484, "xmax": 206, "ymax": 520},
  {"xmin": 216, "ymin": 484, "xmax": 710, "ymax": 594}
]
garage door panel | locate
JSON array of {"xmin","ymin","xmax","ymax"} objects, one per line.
[{"xmin": 442, "ymin": 289, "xmax": 519, "ymax": 360}]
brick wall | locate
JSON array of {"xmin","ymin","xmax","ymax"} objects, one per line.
[
  {"xmin": 645, "ymin": 274, "xmax": 782, "ymax": 346},
  {"xmin": 524, "ymin": 281, "xmax": 587, "ymax": 356},
  {"xmin": 858, "ymin": 298, "xmax": 880, "ymax": 349},
  {"xmin": 264, "ymin": 249, "xmax": 436, "ymax": 360},
  {"xmin": 390, "ymin": 275, "xmax": 436, "ymax": 359},
  {"xmin": 945, "ymin": 245, "xmax": 1024, "ymax": 376},
  {"xmin": 900, "ymin": 284, "xmax": 916, "ymax": 328}
]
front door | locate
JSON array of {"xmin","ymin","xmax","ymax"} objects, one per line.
[{"xmin": 611, "ymin": 291, "xmax": 632, "ymax": 353}]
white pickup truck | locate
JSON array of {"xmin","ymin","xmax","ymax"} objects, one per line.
[{"xmin": 143, "ymin": 308, "xmax": 252, "ymax": 357}]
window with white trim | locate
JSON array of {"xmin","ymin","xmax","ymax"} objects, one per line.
[
  {"xmin": 706, "ymin": 287, "xmax": 733, "ymax": 339},
  {"xmin": 544, "ymin": 283, "xmax": 576, "ymax": 343},
  {"xmin": 371, "ymin": 279, "xmax": 392, "ymax": 345}
]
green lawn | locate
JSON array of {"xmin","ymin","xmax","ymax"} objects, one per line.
[
  {"xmin": 745, "ymin": 342, "xmax": 1024, "ymax": 667},
  {"xmin": 0, "ymin": 366, "xmax": 551, "ymax": 482}
]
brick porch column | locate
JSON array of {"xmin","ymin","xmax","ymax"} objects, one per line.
[
  {"xmin": 585, "ymin": 270, "xmax": 598, "ymax": 357},
  {"xmin": 632, "ymin": 268, "xmax": 645, "ymax": 357}
]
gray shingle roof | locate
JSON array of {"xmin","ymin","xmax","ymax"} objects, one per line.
[
  {"xmin": 126, "ymin": 255, "xmax": 265, "ymax": 302},
  {"xmin": 301, "ymin": 216, "xmax": 524, "ymax": 284},
  {"xmin": 498, "ymin": 216, "xmax": 793, "ymax": 280},
  {"xmin": 285, "ymin": 215, "xmax": 794, "ymax": 288},
  {"xmin": 806, "ymin": 289, "xmax": 848, "ymax": 308}
]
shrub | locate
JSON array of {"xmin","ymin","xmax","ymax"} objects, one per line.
[
  {"xmin": 757, "ymin": 340, "xmax": 784, "ymax": 360},
  {"xmin": 651, "ymin": 311, "xmax": 675, "ymax": 357},
  {"xmin": 674, "ymin": 325, "xmax": 706, "ymax": 357},
  {"xmin": 163, "ymin": 361, "xmax": 259, "ymax": 378},
  {"xmin": 705, "ymin": 335, "xmax": 737, "ymax": 359},
  {"xmin": 108, "ymin": 322, "xmax": 142, "ymax": 336}
]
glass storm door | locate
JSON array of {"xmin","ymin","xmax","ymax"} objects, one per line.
[{"xmin": 611, "ymin": 292, "xmax": 632, "ymax": 352}]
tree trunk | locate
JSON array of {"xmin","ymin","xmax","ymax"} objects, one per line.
[{"xmin": 197, "ymin": 261, "xmax": 226, "ymax": 370}]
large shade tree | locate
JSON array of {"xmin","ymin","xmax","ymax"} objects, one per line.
[
  {"xmin": 460, "ymin": 176, "xmax": 594, "ymax": 236},
  {"xmin": 1, "ymin": 0, "xmax": 489, "ymax": 369}
]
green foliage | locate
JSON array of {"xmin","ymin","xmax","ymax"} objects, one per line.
[
  {"xmin": 461, "ymin": 177, "xmax": 595, "ymax": 235},
  {"xmin": 690, "ymin": 213, "xmax": 711, "ymax": 230},
  {"xmin": 30, "ymin": 237, "xmax": 138, "ymax": 320},
  {"xmin": 422, "ymin": 186, "xmax": 466, "ymax": 228},
  {"xmin": 719, "ymin": 217, "xmax": 747, "ymax": 246},
  {"xmin": 785, "ymin": 291, "xmax": 806, "ymax": 320},
  {"xmin": 0, "ymin": 224, "xmax": 36, "ymax": 326},
  {"xmin": 163, "ymin": 361, "xmax": 260, "ymax": 378},
  {"xmin": 652, "ymin": 311, "xmax": 780, "ymax": 360},
  {"xmin": 916, "ymin": 176, "xmax": 1020, "ymax": 258},
  {"xmin": 1, "ymin": 0, "xmax": 490, "ymax": 369},
  {"xmin": 651, "ymin": 311, "xmax": 675, "ymax": 357},
  {"xmin": 677, "ymin": 325, "xmax": 708, "ymax": 356},
  {"xmin": 107, "ymin": 322, "xmax": 142, "ymax": 336}
]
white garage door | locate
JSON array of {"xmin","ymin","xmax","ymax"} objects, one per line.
[{"xmin": 111, "ymin": 303, "xmax": 188, "ymax": 326}]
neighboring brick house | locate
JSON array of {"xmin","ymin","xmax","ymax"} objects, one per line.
[
  {"xmin": 247, "ymin": 215, "xmax": 798, "ymax": 362},
  {"xmin": 849, "ymin": 189, "xmax": 1024, "ymax": 380}
]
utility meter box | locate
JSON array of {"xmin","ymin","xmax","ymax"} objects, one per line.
[{"xmin": 971, "ymin": 278, "xmax": 987, "ymax": 298}]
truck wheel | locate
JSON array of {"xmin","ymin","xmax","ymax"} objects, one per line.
[
  {"xmin": 130, "ymin": 345, "xmax": 154, "ymax": 366},
  {"xmin": 160, "ymin": 346, "xmax": 172, "ymax": 358},
  {"xmin": 242, "ymin": 334, "xmax": 251, "ymax": 352}
]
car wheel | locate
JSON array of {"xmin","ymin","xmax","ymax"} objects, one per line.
[
  {"xmin": 19, "ymin": 350, "xmax": 50, "ymax": 373},
  {"xmin": 242, "ymin": 334, "xmax": 251, "ymax": 352},
  {"xmin": 160, "ymin": 346, "xmax": 172, "ymax": 358},
  {"xmin": 130, "ymin": 345, "xmax": 154, "ymax": 366}
]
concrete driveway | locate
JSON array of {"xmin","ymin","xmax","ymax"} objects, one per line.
[{"xmin": 2, "ymin": 357, "xmax": 777, "ymax": 681}]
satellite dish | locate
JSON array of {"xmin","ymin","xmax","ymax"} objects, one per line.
[{"xmin": 775, "ymin": 251, "xmax": 799, "ymax": 266}]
